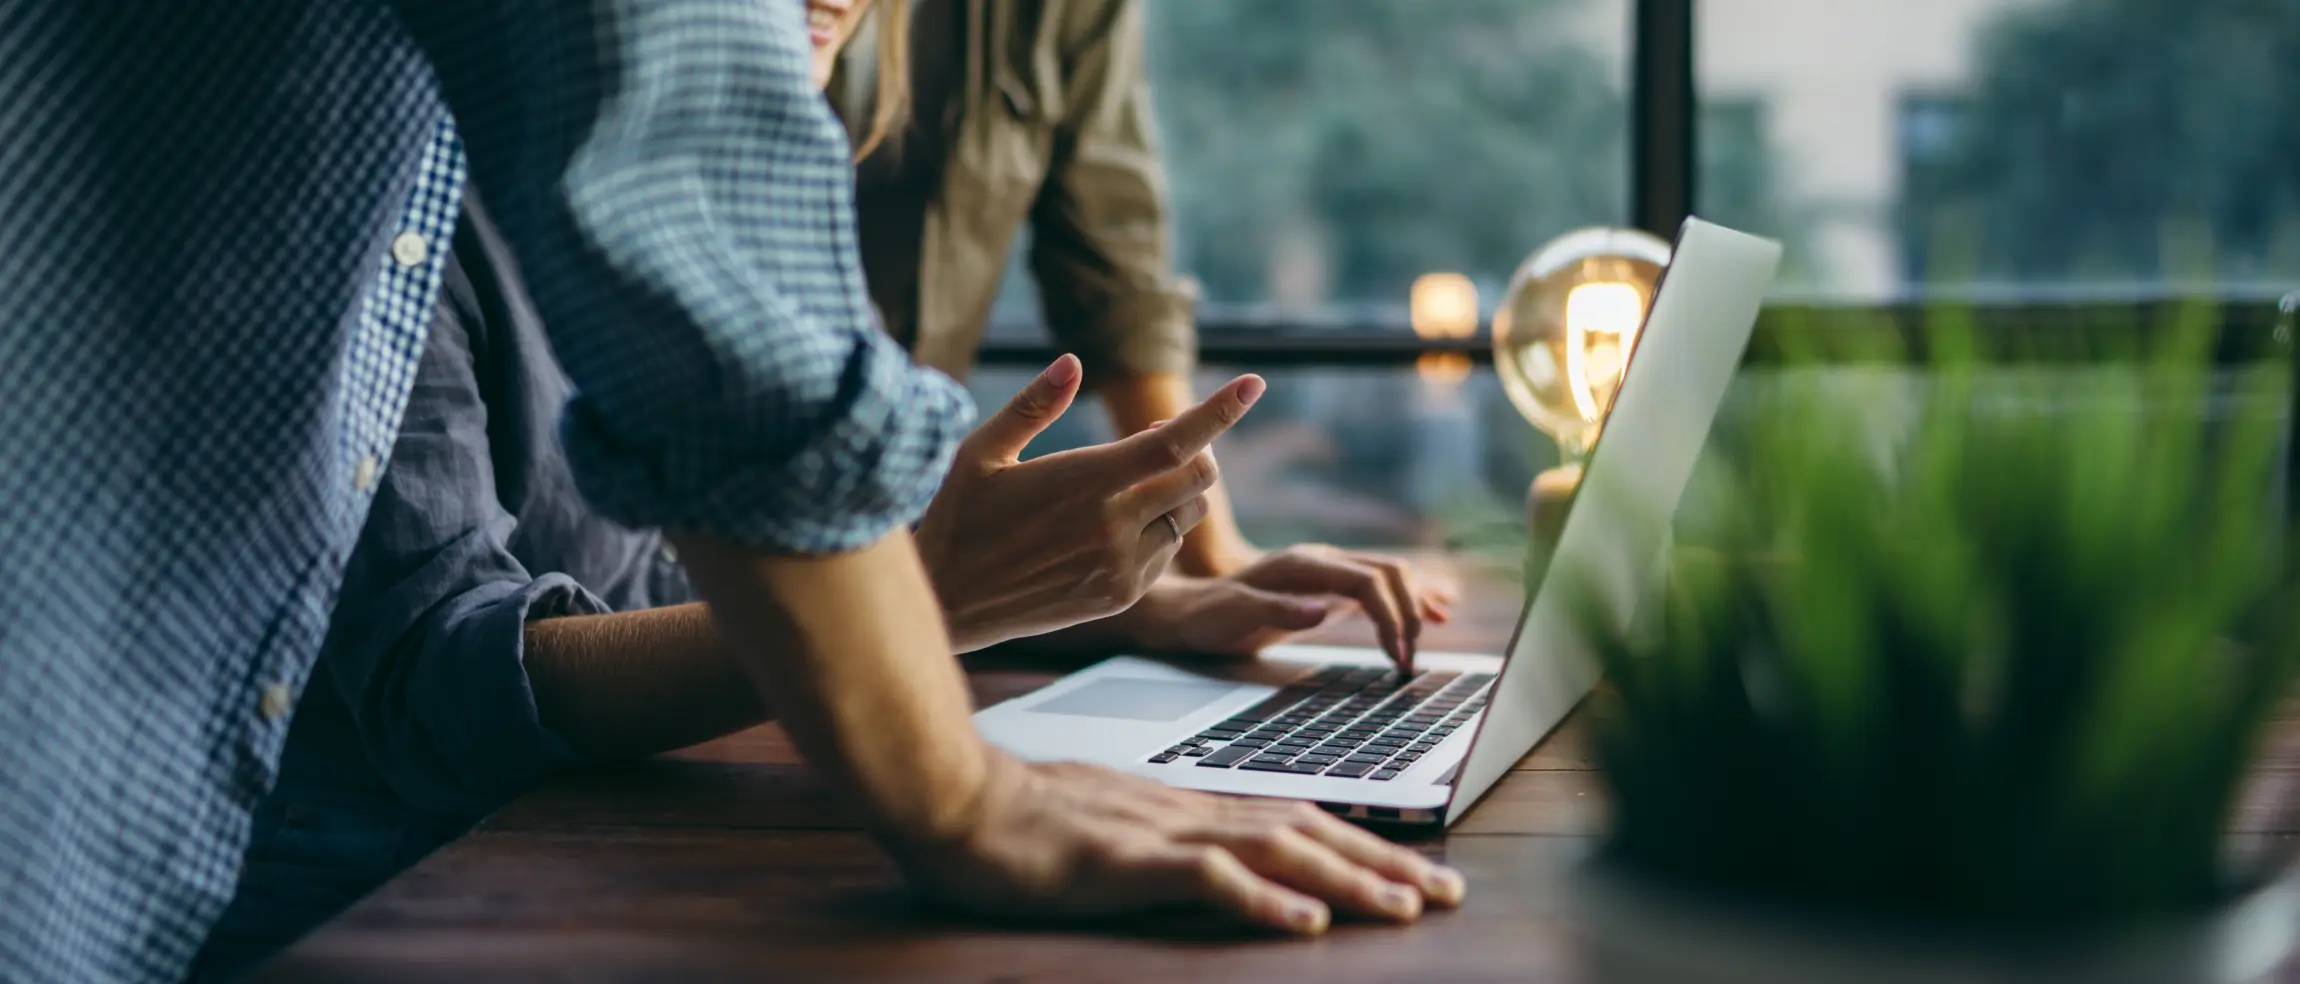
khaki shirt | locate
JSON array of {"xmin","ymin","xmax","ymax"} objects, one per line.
[{"xmin": 834, "ymin": 0, "xmax": 1195, "ymax": 384}]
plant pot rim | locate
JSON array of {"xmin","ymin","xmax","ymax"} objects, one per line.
[{"xmin": 1570, "ymin": 857, "xmax": 2300, "ymax": 984}]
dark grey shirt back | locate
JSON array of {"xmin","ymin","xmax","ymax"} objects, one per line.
[{"xmin": 277, "ymin": 197, "xmax": 692, "ymax": 815}]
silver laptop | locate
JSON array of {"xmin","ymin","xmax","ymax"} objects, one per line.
[{"xmin": 974, "ymin": 218, "xmax": 1782, "ymax": 827}]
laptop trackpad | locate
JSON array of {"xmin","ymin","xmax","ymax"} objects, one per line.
[{"xmin": 1028, "ymin": 677, "xmax": 1243, "ymax": 722}]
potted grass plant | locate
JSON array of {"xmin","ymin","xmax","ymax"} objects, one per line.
[{"xmin": 1565, "ymin": 325, "xmax": 2300, "ymax": 983}]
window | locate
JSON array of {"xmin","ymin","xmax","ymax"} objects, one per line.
[
  {"xmin": 1144, "ymin": 0, "xmax": 1631, "ymax": 313},
  {"xmin": 973, "ymin": 1, "xmax": 1632, "ymax": 550},
  {"xmin": 1699, "ymin": 0, "xmax": 2300, "ymax": 299},
  {"xmin": 974, "ymin": 0, "xmax": 2296, "ymax": 552}
]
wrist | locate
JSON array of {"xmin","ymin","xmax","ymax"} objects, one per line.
[
  {"xmin": 1113, "ymin": 578, "xmax": 1199, "ymax": 653},
  {"xmin": 879, "ymin": 742, "xmax": 1022, "ymax": 880}
]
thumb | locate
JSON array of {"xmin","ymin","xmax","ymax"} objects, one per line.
[{"xmin": 963, "ymin": 355, "xmax": 1082, "ymax": 464}]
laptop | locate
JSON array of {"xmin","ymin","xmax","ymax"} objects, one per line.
[{"xmin": 974, "ymin": 218, "xmax": 1783, "ymax": 828}]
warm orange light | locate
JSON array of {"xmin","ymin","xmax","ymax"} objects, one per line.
[
  {"xmin": 1410, "ymin": 273, "xmax": 1480, "ymax": 340},
  {"xmin": 1411, "ymin": 273, "xmax": 1479, "ymax": 387},
  {"xmin": 1416, "ymin": 351, "xmax": 1473, "ymax": 384}
]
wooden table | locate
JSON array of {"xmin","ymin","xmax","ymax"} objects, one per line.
[{"xmin": 253, "ymin": 561, "xmax": 2300, "ymax": 983}]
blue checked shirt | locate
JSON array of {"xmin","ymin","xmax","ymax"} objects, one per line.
[{"xmin": 0, "ymin": 2, "xmax": 973, "ymax": 982}]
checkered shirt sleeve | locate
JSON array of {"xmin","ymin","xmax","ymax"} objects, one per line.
[{"xmin": 396, "ymin": 0, "xmax": 976, "ymax": 551}]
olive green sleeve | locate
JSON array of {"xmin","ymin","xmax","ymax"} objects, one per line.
[{"xmin": 1027, "ymin": 0, "xmax": 1197, "ymax": 386}]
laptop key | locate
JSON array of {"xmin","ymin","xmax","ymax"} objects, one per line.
[
  {"xmin": 1164, "ymin": 745, "xmax": 1197, "ymax": 756},
  {"xmin": 1182, "ymin": 746, "xmax": 1214, "ymax": 757},
  {"xmin": 1247, "ymin": 754, "xmax": 1298, "ymax": 767},
  {"xmin": 1229, "ymin": 737, "xmax": 1272, "ymax": 749},
  {"xmin": 1149, "ymin": 753, "xmax": 1179, "ymax": 763},
  {"xmin": 1196, "ymin": 745, "xmax": 1258, "ymax": 768},
  {"xmin": 1179, "ymin": 736, "xmax": 1210, "ymax": 747},
  {"xmin": 1295, "ymin": 754, "xmax": 1341, "ymax": 766},
  {"xmin": 1324, "ymin": 761, "xmax": 1377, "ymax": 778},
  {"xmin": 1371, "ymin": 769, "xmax": 1402, "ymax": 781},
  {"xmin": 1240, "ymin": 760, "xmax": 1327, "ymax": 775},
  {"xmin": 1343, "ymin": 754, "xmax": 1391, "ymax": 766},
  {"xmin": 1198, "ymin": 729, "xmax": 1244, "ymax": 741}
]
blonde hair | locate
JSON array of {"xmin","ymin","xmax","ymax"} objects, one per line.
[{"xmin": 852, "ymin": 0, "xmax": 913, "ymax": 162}]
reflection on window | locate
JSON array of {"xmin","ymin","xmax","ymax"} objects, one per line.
[
  {"xmin": 1701, "ymin": 0, "xmax": 2300, "ymax": 299},
  {"xmin": 1144, "ymin": 0, "xmax": 1631, "ymax": 315}
]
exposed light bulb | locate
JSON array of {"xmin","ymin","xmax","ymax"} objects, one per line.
[{"xmin": 1491, "ymin": 228, "xmax": 1671, "ymax": 459}]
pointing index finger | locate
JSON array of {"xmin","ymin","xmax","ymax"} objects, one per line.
[{"xmin": 1102, "ymin": 375, "xmax": 1265, "ymax": 483}]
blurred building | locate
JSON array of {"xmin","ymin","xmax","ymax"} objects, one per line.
[{"xmin": 1568, "ymin": 0, "xmax": 2039, "ymax": 299}]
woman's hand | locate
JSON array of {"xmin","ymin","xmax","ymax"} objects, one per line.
[
  {"xmin": 916, "ymin": 356, "xmax": 1265, "ymax": 653},
  {"xmin": 1121, "ymin": 545, "xmax": 1455, "ymax": 670},
  {"xmin": 1117, "ymin": 575, "xmax": 1338, "ymax": 659},
  {"xmin": 890, "ymin": 752, "xmax": 1465, "ymax": 935}
]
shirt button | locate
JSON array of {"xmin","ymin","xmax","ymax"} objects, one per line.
[
  {"xmin": 259, "ymin": 683, "xmax": 293, "ymax": 722},
  {"xmin": 353, "ymin": 455, "xmax": 378, "ymax": 492},
  {"xmin": 657, "ymin": 541, "xmax": 679, "ymax": 565},
  {"xmin": 390, "ymin": 232, "xmax": 430, "ymax": 268}
]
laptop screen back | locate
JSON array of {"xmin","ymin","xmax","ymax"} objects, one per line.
[{"xmin": 1443, "ymin": 218, "xmax": 1783, "ymax": 826}]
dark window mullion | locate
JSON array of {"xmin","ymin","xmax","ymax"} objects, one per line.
[{"xmin": 1631, "ymin": 0, "xmax": 1697, "ymax": 238}]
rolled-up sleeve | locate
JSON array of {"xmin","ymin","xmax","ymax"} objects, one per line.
[
  {"xmin": 320, "ymin": 278, "xmax": 597, "ymax": 814},
  {"xmin": 331, "ymin": 534, "xmax": 604, "ymax": 814},
  {"xmin": 392, "ymin": 0, "xmax": 973, "ymax": 554}
]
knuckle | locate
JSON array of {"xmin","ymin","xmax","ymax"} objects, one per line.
[
  {"xmin": 1144, "ymin": 435, "xmax": 1192, "ymax": 470},
  {"xmin": 1235, "ymin": 827, "xmax": 1292, "ymax": 855},
  {"xmin": 1217, "ymin": 396, "xmax": 1246, "ymax": 425},
  {"xmin": 1187, "ymin": 453, "xmax": 1220, "ymax": 487},
  {"xmin": 1185, "ymin": 846, "xmax": 1233, "ymax": 883}
]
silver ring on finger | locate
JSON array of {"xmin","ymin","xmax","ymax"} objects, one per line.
[{"xmin": 1160, "ymin": 511, "xmax": 1183, "ymax": 542}]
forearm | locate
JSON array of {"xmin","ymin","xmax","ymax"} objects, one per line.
[
  {"xmin": 1097, "ymin": 370, "xmax": 1192, "ymax": 436},
  {"xmin": 670, "ymin": 529, "xmax": 991, "ymax": 846},
  {"xmin": 523, "ymin": 603, "xmax": 768, "ymax": 760}
]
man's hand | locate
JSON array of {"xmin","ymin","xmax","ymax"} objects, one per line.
[
  {"xmin": 1132, "ymin": 545, "xmax": 1454, "ymax": 670},
  {"xmin": 892, "ymin": 753, "xmax": 1466, "ymax": 935},
  {"xmin": 916, "ymin": 355, "xmax": 1266, "ymax": 652}
]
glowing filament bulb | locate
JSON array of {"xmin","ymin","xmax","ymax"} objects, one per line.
[{"xmin": 1562, "ymin": 281, "xmax": 1644, "ymax": 422}]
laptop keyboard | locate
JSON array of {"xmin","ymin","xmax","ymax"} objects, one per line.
[{"xmin": 1144, "ymin": 666, "xmax": 1493, "ymax": 781}]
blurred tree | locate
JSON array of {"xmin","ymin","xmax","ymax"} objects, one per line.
[
  {"xmin": 1145, "ymin": 0, "xmax": 1629, "ymax": 306},
  {"xmin": 1899, "ymin": 0, "xmax": 2300, "ymax": 286}
]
